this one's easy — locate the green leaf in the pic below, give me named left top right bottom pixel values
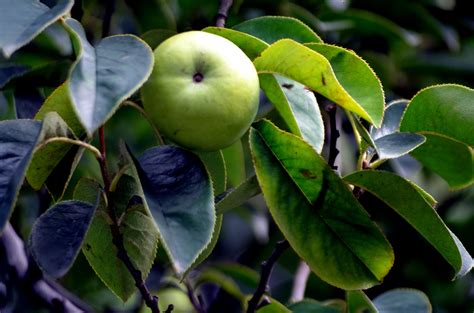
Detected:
left=222, top=140, right=246, bottom=187
left=35, top=82, right=84, bottom=137
left=125, top=144, right=215, bottom=276
left=306, top=43, right=384, bottom=126
left=202, top=27, right=268, bottom=60
left=400, top=85, right=474, bottom=188
left=26, top=111, right=76, bottom=190
left=233, top=16, right=322, bottom=44
left=64, top=18, right=153, bottom=135
left=373, top=289, right=432, bottom=313
left=344, top=170, right=473, bottom=278
left=29, top=199, right=97, bottom=278
left=216, top=175, right=261, bottom=215
left=250, top=119, right=394, bottom=290
left=74, top=178, right=159, bottom=302
left=290, top=299, right=343, bottom=313
left=256, top=299, right=291, bottom=313
left=0, top=119, right=42, bottom=233
left=371, top=100, right=408, bottom=140
left=346, top=290, right=377, bottom=313
left=0, top=0, right=73, bottom=58
left=196, top=268, right=246, bottom=302
left=259, top=74, right=325, bottom=153
left=254, top=40, right=383, bottom=126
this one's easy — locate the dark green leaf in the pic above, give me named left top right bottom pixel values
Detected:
left=0, top=119, right=42, bottom=233
left=259, top=74, right=325, bottom=152
left=344, top=170, right=473, bottom=278
left=373, top=289, right=432, bottom=313
left=29, top=200, right=97, bottom=278
left=233, top=16, right=322, bottom=44
left=222, top=140, right=246, bottom=187
left=256, top=299, right=291, bottom=313
left=125, top=144, right=215, bottom=275
left=0, top=0, right=73, bottom=58
left=250, top=119, right=394, bottom=289
left=346, top=290, right=377, bottom=313
left=140, top=29, right=176, bottom=50
left=290, top=299, right=343, bottom=313
left=64, top=18, right=153, bottom=135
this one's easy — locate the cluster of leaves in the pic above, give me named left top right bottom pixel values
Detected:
left=1, top=0, right=474, bottom=312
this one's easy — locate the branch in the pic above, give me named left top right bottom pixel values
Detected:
left=216, top=0, right=233, bottom=27
left=290, top=261, right=310, bottom=303
left=247, top=240, right=290, bottom=313
left=184, top=279, right=206, bottom=313
left=0, top=223, right=93, bottom=312
left=325, top=103, right=340, bottom=170
left=97, top=128, right=164, bottom=313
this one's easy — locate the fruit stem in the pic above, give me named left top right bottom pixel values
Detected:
left=216, top=0, right=233, bottom=27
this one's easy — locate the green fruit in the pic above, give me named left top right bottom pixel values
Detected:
left=142, top=31, right=260, bottom=151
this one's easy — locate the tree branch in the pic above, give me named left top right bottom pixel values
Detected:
left=290, top=261, right=310, bottom=303
left=247, top=240, right=289, bottom=313
left=325, top=103, right=340, bottom=170
left=216, top=0, right=233, bottom=27
left=0, top=223, right=93, bottom=312
left=96, top=127, right=164, bottom=313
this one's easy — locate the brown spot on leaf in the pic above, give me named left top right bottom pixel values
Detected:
left=282, top=83, right=294, bottom=89
left=85, top=243, right=91, bottom=251
left=300, top=169, right=318, bottom=179
left=321, top=74, right=326, bottom=86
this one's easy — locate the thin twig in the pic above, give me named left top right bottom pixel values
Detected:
left=247, top=240, right=290, bottom=313
left=216, top=0, right=233, bottom=27
left=325, top=103, right=340, bottom=170
left=97, top=127, right=161, bottom=313
left=164, top=304, right=175, bottom=313
left=184, top=279, right=206, bottom=313
left=290, top=261, right=311, bottom=303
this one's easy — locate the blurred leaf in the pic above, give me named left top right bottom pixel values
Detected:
left=233, top=16, right=322, bottom=44
left=203, top=27, right=267, bottom=60
left=373, top=289, right=432, bottom=313
left=0, top=0, right=73, bottom=58
left=64, top=18, right=153, bottom=135
left=260, top=74, right=325, bottom=153
left=0, top=119, right=42, bottom=233
left=345, top=170, right=473, bottom=278
left=124, top=0, right=176, bottom=32
left=222, top=139, right=246, bottom=187
left=250, top=119, right=393, bottom=290
left=125, top=144, right=215, bottom=276
left=254, top=40, right=383, bottom=126
left=290, top=298, right=343, bottom=313
left=29, top=199, right=97, bottom=278
left=400, top=85, right=474, bottom=188
left=211, top=262, right=259, bottom=291
left=197, top=268, right=245, bottom=302
left=346, top=290, right=377, bottom=313
left=74, top=178, right=159, bottom=302
left=256, top=299, right=291, bottom=313
left=140, top=29, right=176, bottom=50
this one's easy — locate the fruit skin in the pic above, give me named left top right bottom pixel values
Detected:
left=141, top=31, right=260, bottom=151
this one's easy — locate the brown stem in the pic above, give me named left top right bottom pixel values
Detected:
left=325, top=103, right=340, bottom=170
left=247, top=240, right=290, bottom=313
left=216, top=0, right=233, bottom=27
left=184, top=279, right=206, bottom=313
